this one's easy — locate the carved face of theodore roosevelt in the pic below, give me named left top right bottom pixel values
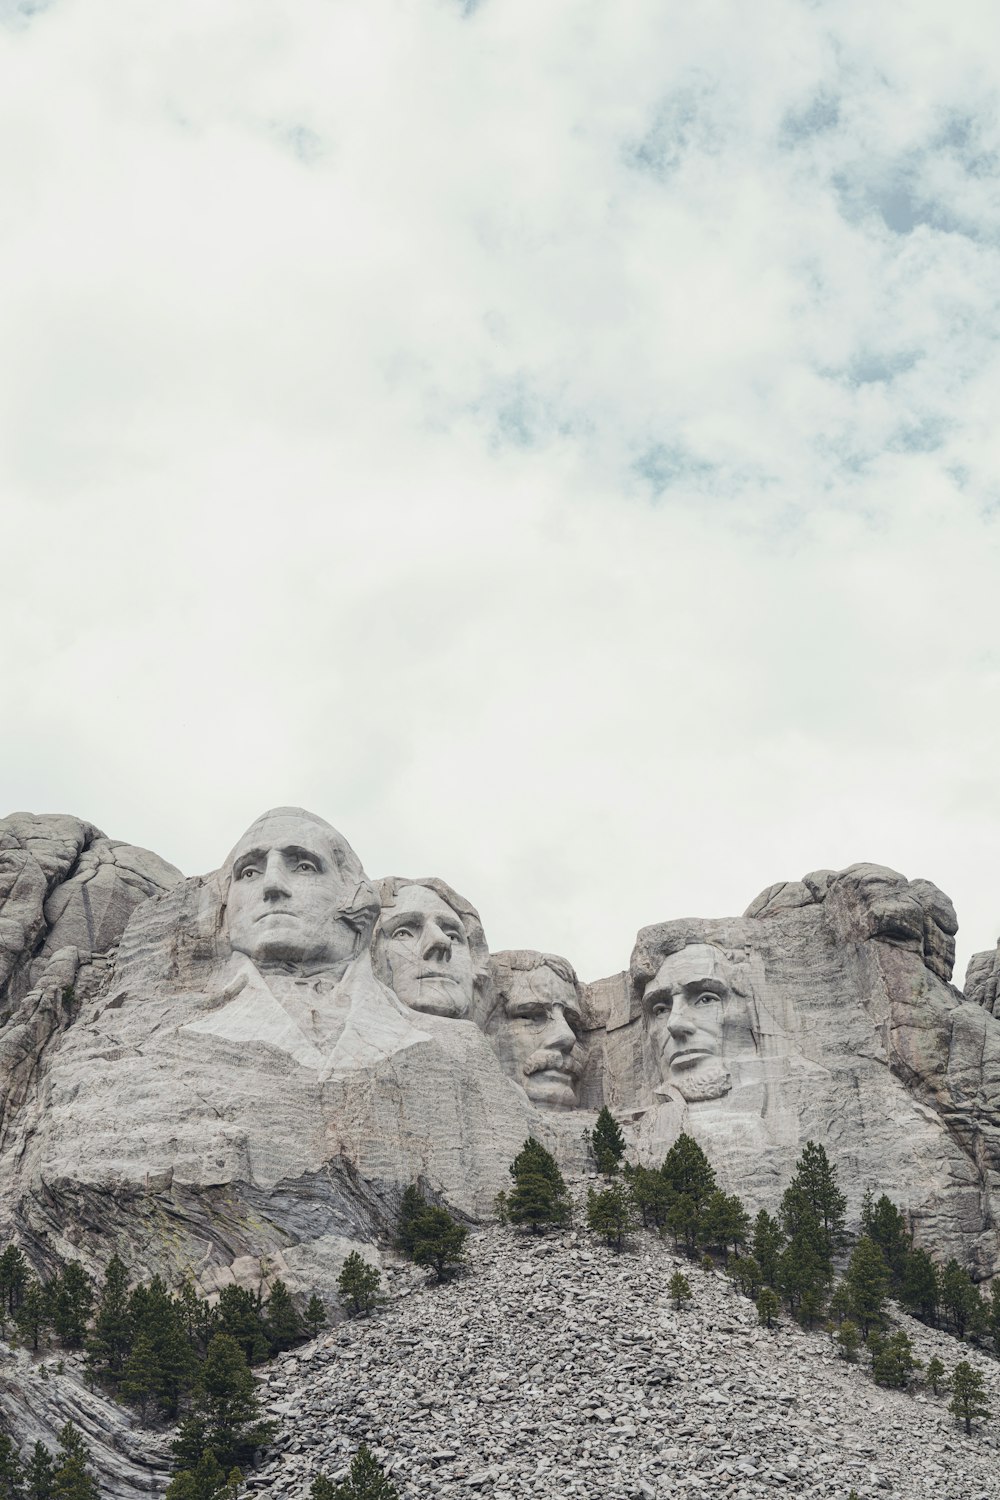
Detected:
left=643, top=943, right=731, bottom=1102
left=489, top=954, right=584, bottom=1109
left=375, top=883, right=476, bottom=1018
left=225, top=809, right=373, bottom=974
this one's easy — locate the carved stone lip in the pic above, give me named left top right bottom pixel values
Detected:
left=669, top=1048, right=713, bottom=1069
left=416, top=970, right=459, bottom=983
left=255, top=909, right=299, bottom=923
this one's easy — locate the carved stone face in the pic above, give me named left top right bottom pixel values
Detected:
left=226, top=811, right=363, bottom=973
left=376, top=883, right=475, bottom=1017
left=497, top=963, right=583, bottom=1110
left=644, top=944, right=731, bottom=1101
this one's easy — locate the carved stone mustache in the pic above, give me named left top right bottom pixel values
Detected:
left=524, top=1048, right=581, bottom=1079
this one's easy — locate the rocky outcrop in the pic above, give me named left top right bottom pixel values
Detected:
left=965, top=941, right=1000, bottom=1019
left=0, top=814, right=181, bottom=1153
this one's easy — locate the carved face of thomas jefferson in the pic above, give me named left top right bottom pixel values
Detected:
left=376, top=883, right=476, bottom=1018
left=225, top=809, right=372, bottom=974
left=643, top=943, right=731, bottom=1102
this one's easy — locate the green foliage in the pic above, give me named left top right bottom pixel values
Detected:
left=728, top=1254, right=761, bottom=1301
left=702, top=1191, right=750, bottom=1262
left=668, top=1272, right=690, bottom=1310
left=925, top=1356, right=947, bottom=1396
left=623, top=1165, right=670, bottom=1230
left=844, top=1235, right=890, bottom=1338
left=900, top=1248, right=940, bottom=1324
left=940, top=1260, right=986, bottom=1339
left=264, top=1279, right=303, bottom=1350
left=777, top=1222, right=831, bottom=1323
left=835, top=1319, right=861, bottom=1362
left=337, top=1254, right=382, bottom=1318
left=591, top=1107, right=626, bottom=1176
left=410, top=1207, right=469, bottom=1282
left=585, top=1183, right=637, bottom=1250
left=86, top=1255, right=132, bottom=1384
left=756, top=1287, right=779, bottom=1329
left=869, top=1329, right=919, bottom=1389
left=396, top=1185, right=427, bottom=1257
left=120, top=1330, right=160, bottom=1422
left=128, top=1276, right=199, bottom=1419
left=507, top=1139, right=571, bottom=1233
left=215, top=1285, right=268, bottom=1366
left=660, top=1134, right=716, bottom=1215
left=0, top=1432, right=25, bottom=1500
left=492, top=1191, right=509, bottom=1226
left=861, top=1193, right=910, bottom=1288
left=750, top=1210, right=785, bottom=1288
left=827, top=1281, right=850, bottom=1327
left=24, top=1441, right=55, bottom=1500
left=52, top=1264, right=94, bottom=1348
left=172, top=1333, right=276, bottom=1473
left=311, top=1445, right=398, bottom=1500
left=0, top=1245, right=30, bottom=1320
left=165, top=1450, right=227, bottom=1500
left=51, top=1423, right=99, bottom=1500
left=949, top=1359, right=990, bottom=1434
left=15, top=1279, right=52, bottom=1352
left=305, top=1295, right=328, bottom=1340
left=664, top=1193, right=699, bottom=1254
left=779, top=1141, right=846, bottom=1262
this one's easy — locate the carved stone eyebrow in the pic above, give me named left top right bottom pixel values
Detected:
left=279, top=844, right=327, bottom=869
left=232, top=846, right=268, bottom=876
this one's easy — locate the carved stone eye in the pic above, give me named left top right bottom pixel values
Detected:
left=296, top=861, right=317, bottom=873
left=240, top=867, right=259, bottom=880
left=392, top=927, right=414, bottom=941
left=695, top=992, right=718, bottom=1005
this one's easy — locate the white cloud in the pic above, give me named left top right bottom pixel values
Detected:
left=3, top=0, right=1000, bottom=981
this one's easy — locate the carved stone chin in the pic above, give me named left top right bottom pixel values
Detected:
left=672, top=1065, right=732, bottom=1103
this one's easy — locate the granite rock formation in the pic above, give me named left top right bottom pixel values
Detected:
left=4, top=810, right=1000, bottom=1312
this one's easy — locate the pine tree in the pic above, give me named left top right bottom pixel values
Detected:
left=172, top=1334, right=276, bottom=1472
left=304, top=1296, right=327, bottom=1340
left=949, top=1360, right=989, bottom=1435
left=165, top=1451, right=227, bottom=1500
left=827, top=1281, right=851, bottom=1327
left=0, top=1433, right=24, bottom=1500
left=925, top=1356, right=947, bottom=1396
left=86, top=1255, right=132, bottom=1384
left=702, top=1191, right=750, bottom=1262
left=751, top=1210, right=785, bottom=1288
left=396, top=1186, right=427, bottom=1257
left=664, top=1193, right=699, bottom=1255
left=129, top=1277, right=198, bottom=1419
left=0, top=1245, right=30, bottom=1319
left=120, top=1330, right=159, bottom=1422
left=585, top=1183, right=636, bottom=1250
left=410, top=1208, right=468, bottom=1283
left=591, top=1107, right=626, bottom=1177
left=507, top=1139, right=571, bottom=1233
left=264, top=1279, right=303, bottom=1350
left=624, top=1166, right=670, bottom=1230
left=729, top=1255, right=761, bottom=1301
left=660, top=1134, right=716, bottom=1216
left=311, top=1445, right=398, bottom=1499
left=15, top=1280, right=52, bottom=1352
left=52, top=1264, right=94, bottom=1348
left=337, top=1254, right=382, bottom=1318
left=756, top=1287, right=779, bottom=1328
left=780, top=1141, right=846, bottom=1261
left=940, top=1260, right=985, bottom=1339
left=777, top=1222, right=830, bottom=1324
left=215, top=1285, right=268, bottom=1366
left=176, top=1279, right=217, bottom=1356
left=861, top=1194, right=910, bottom=1287
left=835, top=1319, right=861, bottom=1361
left=50, top=1423, right=98, bottom=1500
left=900, top=1248, right=940, bottom=1324
left=844, top=1235, right=890, bottom=1339
left=24, top=1443, right=54, bottom=1500
left=870, top=1329, right=919, bottom=1389
left=668, top=1272, right=690, bottom=1310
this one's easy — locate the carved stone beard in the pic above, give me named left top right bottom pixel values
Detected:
left=674, top=1064, right=732, bottom=1102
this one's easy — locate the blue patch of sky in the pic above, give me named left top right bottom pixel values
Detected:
left=778, top=92, right=840, bottom=147
left=274, top=124, right=324, bottom=165
left=624, top=85, right=719, bottom=180
left=0, top=0, right=52, bottom=26
left=632, top=442, right=716, bottom=497
left=890, top=416, right=947, bottom=455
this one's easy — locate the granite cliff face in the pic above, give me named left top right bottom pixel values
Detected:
left=2, top=810, right=1000, bottom=1304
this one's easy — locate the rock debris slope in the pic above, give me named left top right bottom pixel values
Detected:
left=250, top=1191, right=1000, bottom=1500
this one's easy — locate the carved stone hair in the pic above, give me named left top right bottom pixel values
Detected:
left=629, top=920, right=752, bottom=1014
left=483, top=949, right=581, bottom=1034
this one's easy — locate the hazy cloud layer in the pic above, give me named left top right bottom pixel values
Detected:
left=3, top=0, right=1000, bottom=980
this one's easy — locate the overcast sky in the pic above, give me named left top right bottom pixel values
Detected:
left=4, top=0, right=1000, bottom=983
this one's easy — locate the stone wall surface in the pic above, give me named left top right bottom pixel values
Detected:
left=3, top=810, right=1000, bottom=1312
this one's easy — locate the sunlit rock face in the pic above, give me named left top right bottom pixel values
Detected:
left=4, top=810, right=566, bottom=1296
left=372, top=876, right=491, bottom=1021
left=586, top=865, right=1000, bottom=1276
left=4, top=815, right=1000, bottom=1296
left=0, top=812, right=181, bottom=1150
left=486, top=950, right=586, bottom=1109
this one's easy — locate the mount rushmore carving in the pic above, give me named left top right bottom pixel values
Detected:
left=3, top=805, right=1000, bottom=1295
